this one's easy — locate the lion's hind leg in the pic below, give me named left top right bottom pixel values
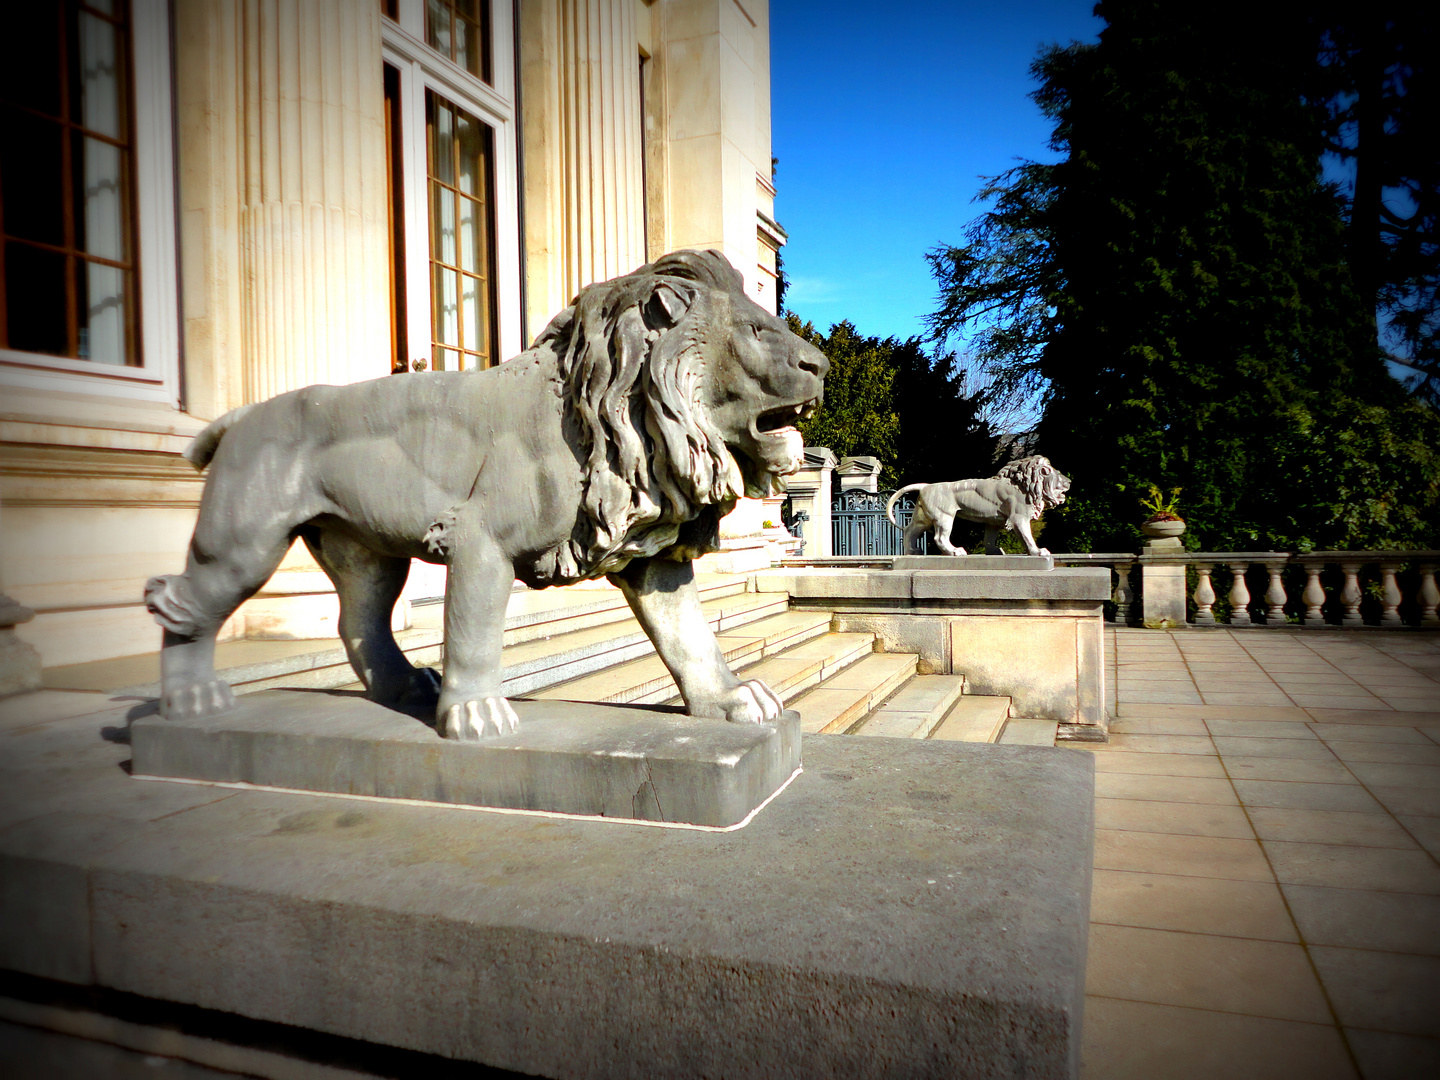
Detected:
left=303, top=529, right=440, bottom=710
left=146, top=527, right=295, bottom=720
left=930, top=512, right=967, bottom=556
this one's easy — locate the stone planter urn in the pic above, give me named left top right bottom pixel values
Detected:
left=1140, top=518, right=1186, bottom=541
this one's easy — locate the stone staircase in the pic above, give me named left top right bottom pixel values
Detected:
left=44, top=573, right=1035, bottom=745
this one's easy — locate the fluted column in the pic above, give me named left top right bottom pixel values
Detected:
left=522, top=0, right=645, bottom=332
left=239, top=0, right=390, bottom=402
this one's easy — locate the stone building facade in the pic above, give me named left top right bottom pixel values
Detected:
left=0, top=0, right=782, bottom=669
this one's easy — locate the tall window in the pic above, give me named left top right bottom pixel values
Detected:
left=382, top=0, right=517, bottom=372
left=1, top=0, right=137, bottom=366
left=427, top=92, right=496, bottom=370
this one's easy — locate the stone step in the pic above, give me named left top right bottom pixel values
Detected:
left=788, top=652, right=920, bottom=735
left=850, top=674, right=968, bottom=739
left=929, top=695, right=1013, bottom=743
left=997, top=719, right=1060, bottom=747
left=46, top=575, right=754, bottom=698
left=534, top=617, right=853, bottom=707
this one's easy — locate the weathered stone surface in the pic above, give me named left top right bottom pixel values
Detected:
left=132, top=690, right=800, bottom=828
left=0, top=700, right=1094, bottom=1080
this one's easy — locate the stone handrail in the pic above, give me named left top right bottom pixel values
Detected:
left=1053, top=551, right=1440, bottom=628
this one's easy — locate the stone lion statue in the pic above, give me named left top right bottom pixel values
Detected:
left=884, top=456, right=1070, bottom=557
left=145, top=250, right=827, bottom=738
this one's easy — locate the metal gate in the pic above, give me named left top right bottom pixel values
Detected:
left=831, top=490, right=927, bottom=556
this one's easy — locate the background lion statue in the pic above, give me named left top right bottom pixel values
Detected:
left=884, top=455, right=1071, bottom=557
left=145, top=250, right=827, bottom=738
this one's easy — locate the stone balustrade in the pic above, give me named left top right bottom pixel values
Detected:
left=1053, top=551, right=1440, bottom=628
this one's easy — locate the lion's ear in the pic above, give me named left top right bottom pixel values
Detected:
left=642, top=282, right=693, bottom=330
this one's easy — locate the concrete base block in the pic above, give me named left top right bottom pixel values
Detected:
left=132, top=691, right=800, bottom=829
left=893, top=554, right=1054, bottom=572
left=0, top=706, right=1094, bottom=1080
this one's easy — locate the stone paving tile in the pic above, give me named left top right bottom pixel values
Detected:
left=1309, top=948, right=1440, bottom=1037
left=1094, top=773, right=1239, bottom=806
left=1120, top=704, right=1314, bottom=721
left=1211, top=735, right=1336, bottom=759
left=1261, top=841, right=1440, bottom=893
left=1092, top=829, right=1271, bottom=881
left=1222, top=756, right=1358, bottom=784
left=1282, top=885, right=1440, bottom=955
left=1398, top=815, right=1440, bottom=857
left=1085, top=925, right=1331, bottom=1023
left=1289, top=694, right=1389, bottom=710
left=1375, top=697, right=1440, bottom=713
left=1118, top=689, right=1206, bottom=704
left=1326, top=741, right=1440, bottom=764
left=1344, top=760, right=1440, bottom=788
left=1100, top=733, right=1216, bottom=755
left=1090, top=752, right=1226, bottom=778
left=1091, top=870, right=1297, bottom=940
left=1233, top=779, right=1384, bottom=813
left=1200, top=691, right=1295, bottom=707
left=1343, top=1029, right=1440, bottom=1080
left=1247, top=808, right=1421, bottom=849
left=1108, top=717, right=1208, bottom=736
left=1311, top=723, right=1435, bottom=744
left=1370, top=785, right=1440, bottom=817
left=1309, top=707, right=1440, bottom=725
left=1095, top=798, right=1255, bottom=839
left=1206, top=718, right=1318, bottom=739
left=1081, top=998, right=1358, bottom=1080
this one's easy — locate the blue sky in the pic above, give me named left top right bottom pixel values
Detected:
left=770, top=1, right=1104, bottom=343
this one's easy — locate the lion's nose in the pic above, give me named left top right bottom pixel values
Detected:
left=798, top=345, right=828, bottom=379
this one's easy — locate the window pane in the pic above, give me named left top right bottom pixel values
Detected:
left=433, top=345, right=458, bottom=372
left=434, top=186, right=456, bottom=267
left=81, top=260, right=126, bottom=364
left=458, top=195, right=480, bottom=273
left=0, top=2, right=63, bottom=116
left=456, top=111, right=483, bottom=195
left=429, top=96, right=455, bottom=187
left=78, top=135, right=125, bottom=260
left=77, top=10, right=121, bottom=138
left=434, top=264, right=459, bottom=348
left=460, top=274, right=480, bottom=352
left=4, top=244, right=69, bottom=356
left=425, top=0, right=451, bottom=59
left=0, top=107, right=66, bottom=246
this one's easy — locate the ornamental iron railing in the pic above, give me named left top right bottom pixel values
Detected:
left=831, top=490, right=928, bottom=557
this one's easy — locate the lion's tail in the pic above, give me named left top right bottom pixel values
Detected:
left=885, top=483, right=927, bottom=527
left=183, top=404, right=259, bottom=470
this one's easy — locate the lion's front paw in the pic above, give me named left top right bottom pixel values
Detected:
left=717, top=679, right=784, bottom=725
left=160, top=679, right=236, bottom=721
left=1035, top=547, right=1052, bottom=556
left=442, top=696, right=520, bottom=740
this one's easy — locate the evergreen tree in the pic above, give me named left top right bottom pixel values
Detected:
left=926, top=0, right=1440, bottom=552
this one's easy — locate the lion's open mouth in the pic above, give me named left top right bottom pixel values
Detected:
left=755, top=398, right=819, bottom=437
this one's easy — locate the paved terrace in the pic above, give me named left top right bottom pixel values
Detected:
left=1, top=624, right=1437, bottom=1077
left=1078, top=627, right=1440, bottom=1079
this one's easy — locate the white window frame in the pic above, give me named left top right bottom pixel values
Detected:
left=382, top=0, right=522, bottom=368
left=0, top=0, right=181, bottom=405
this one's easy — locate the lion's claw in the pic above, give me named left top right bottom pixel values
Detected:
left=160, top=679, right=237, bottom=721
left=720, top=679, right=784, bottom=725
left=443, top=696, right=520, bottom=740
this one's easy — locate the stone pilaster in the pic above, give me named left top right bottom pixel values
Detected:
left=177, top=0, right=390, bottom=416
left=521, top=0, right=647, bottom=336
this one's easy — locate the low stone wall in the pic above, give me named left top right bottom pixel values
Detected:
left=756, top=557, right=1112, bottom=739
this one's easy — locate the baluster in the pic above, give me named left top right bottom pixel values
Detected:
left=1341, top=562, right=1364, bottom=626
left=1112, top=561, right=1134, bottom=626
left=1193, top=563, right=1217, bottom=625
left=1301, top=564, right=1326, bottom=623
left=1380, top=562, right=1403, bottom=627
left=1227, top=561, right=1253, bottom=626
left=1263, top=561, right=1288, bottom=626
left=1418, top=563, right=1440, bottom=627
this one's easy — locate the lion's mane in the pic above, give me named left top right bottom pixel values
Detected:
left=995, top=455, right=1068, bottom=523
left=527, top=250, right=757, bottom=585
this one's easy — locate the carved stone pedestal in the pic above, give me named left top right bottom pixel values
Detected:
left=1141, top=537, right=1189, bottom=629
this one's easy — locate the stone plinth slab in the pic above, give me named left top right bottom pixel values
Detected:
left=0, top=699, right=1094, bottom=1079
left=132, top=691, right=799, bottom=829
left=894, top=554, right=1055, bottom=572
